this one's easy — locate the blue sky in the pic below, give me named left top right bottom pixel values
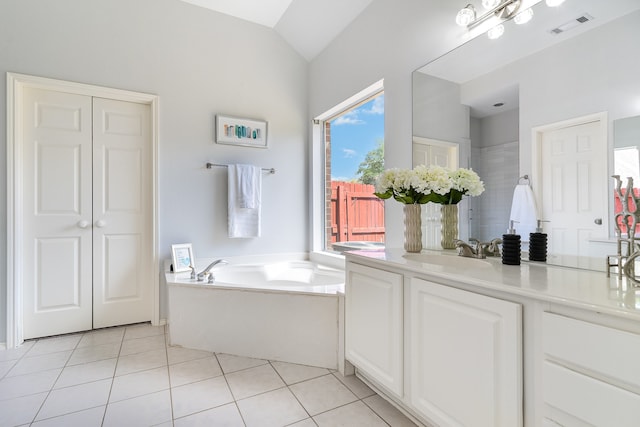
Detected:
left=330, top=94, right=384, bottom=181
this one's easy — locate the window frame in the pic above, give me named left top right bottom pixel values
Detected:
left=310, top=79, right=384, bottom=264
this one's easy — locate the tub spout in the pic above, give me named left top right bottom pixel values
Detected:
left=197, top=259, right=228, bottom=281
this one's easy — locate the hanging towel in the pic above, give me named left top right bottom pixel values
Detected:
left=509, top=184, right=538, bottom=242
left=228, top=164, right=262, bottom=238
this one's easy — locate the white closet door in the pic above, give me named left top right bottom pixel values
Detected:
left=22, top=88, right=94, bottom=339
left=92, top=97, right=152, bottom=328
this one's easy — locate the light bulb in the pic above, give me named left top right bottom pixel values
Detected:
left=456, top=5, right=476, bottom=26
left=482, top=0, right=501, bottom=10
left=514, top=8, right=534, bottom=24
left=487, top=24, right=505, bottom=39
left=546, top=0, right=565, bottom=6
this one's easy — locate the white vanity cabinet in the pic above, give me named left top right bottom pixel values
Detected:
left=541, top=311, right=640, bottom=427
left=345, top=262, right=404, bottom=398
left=408, top=277, right=522, bottom=427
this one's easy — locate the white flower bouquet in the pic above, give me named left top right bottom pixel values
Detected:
left=374, top=165, right=484, bottom=205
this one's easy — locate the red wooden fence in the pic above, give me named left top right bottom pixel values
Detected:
left=330, top=181, right=385, bottom=243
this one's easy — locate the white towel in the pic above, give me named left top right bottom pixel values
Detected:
left=509, top=184, right=538, bottom=242
left=228, top=164, right=262, bottom=238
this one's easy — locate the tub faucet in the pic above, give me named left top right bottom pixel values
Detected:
left=197, top=259, right=228, bottom=281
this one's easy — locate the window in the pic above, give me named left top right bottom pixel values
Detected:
left=312, top=82, right=385, bottom=254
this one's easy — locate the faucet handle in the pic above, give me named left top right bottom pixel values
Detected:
left=189, top=265, right=196, bottom=279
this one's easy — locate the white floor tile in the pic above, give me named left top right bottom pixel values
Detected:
left=6, top=350, right=71, bottom=377
left=225, top=363, right=285, bottom=400
left=103, top=389, right=172, bottom=427
left=169, top=356, right=222, bottom=387
left=237, top=387, right=308, bottom=427
left=36, top=378, right=112, bottom=420
left=0, top=341, right=34, bottom=362
left=27, top=335, right=82, bottom=357
left=290, top=374, right=358, bottom=416
left=109, top=366, right=170, bottom=403
left=332, top=371, right=375, bottom=399
left=54, top=358, right=117, bottom=389
left=167, top=346, right=213, bottom=365
left=0, top=360, right=17, bottom=378
left=0, top=369, right=61, bottom=400
left=313, top=400, right=388, bottom=427
left=288, top=419, right=318, bottom=427
left=171, top=376, right=234, bottom=419
left=216, top=353, right=268, bottom=373
left=0, top=391, right=48, bottom=426
left=0, top=331, right=419, bottom=427
left=31, top=406, right=105, bottom=427
left=68, top=342, right=121, bottom=365
left=120, top=334, right=167, bottom=356
left=77, top=328, right=125, bottom=348
left=123, top=324, right=165, bottom=340
left=364, top=394, right=419, bottom=427
left=115, top=348, right=167, bottom=376
left=271, top=361, right=330, bottom=385
left=174, top=402, right=245, bottom=427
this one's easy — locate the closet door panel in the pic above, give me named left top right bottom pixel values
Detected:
left=22, top=88, right=93, bottom=339
left=92, top=97, right=152, bottom=327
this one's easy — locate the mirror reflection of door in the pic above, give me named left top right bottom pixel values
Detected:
left=536, top=116, right=608, bottom=258
left=413, top=137, right=458, bottom=248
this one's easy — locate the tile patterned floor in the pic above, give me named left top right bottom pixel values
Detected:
left=0, top=323, right=418, bottom=426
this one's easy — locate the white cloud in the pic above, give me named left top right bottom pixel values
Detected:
left=333, top=110, right=364, bottom=125
left=362, top=96, right=384, bottom=115
left=342, top=148, right=357, bottom=158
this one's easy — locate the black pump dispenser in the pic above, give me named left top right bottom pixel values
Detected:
left=502, top=220, right=521, bottom=265
left=529, top=220, right=548, bottom=262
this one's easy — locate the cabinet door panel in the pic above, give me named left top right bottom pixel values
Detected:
left=409, top=278, right=522, bottom=427
left=345, top=263, right=403, bottom=397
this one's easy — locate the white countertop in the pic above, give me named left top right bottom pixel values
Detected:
left=345, top=248, right=640, bottom=321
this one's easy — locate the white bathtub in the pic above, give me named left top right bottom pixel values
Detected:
left=166, top=255, right=345, bottom=369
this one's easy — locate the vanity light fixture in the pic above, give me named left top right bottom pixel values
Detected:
left=456, top=0, right=522, bottom=30
left=457, top=0, right=565, bottom=39
left=456, top=4, right=477, bottom=26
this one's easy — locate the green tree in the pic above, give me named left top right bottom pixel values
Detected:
left=356, top=139, right=384, bottom=185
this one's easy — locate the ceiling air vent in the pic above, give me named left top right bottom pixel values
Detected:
left=549, top=13, right=595, bottom=34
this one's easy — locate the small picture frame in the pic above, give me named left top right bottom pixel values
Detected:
left=171, top=243, right=195, bottom=273
left=215, top=114, right=268, bottom=148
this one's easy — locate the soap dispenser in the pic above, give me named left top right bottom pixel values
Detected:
left=529, top=220, right=548, bottom=262
left=502, top=220, right=521, bottom=265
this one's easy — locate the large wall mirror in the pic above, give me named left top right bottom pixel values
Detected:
left=412, top=0, right=640, bottom=269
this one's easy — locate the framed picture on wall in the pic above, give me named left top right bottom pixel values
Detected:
left=171, top=243, right=195, bottom=273
left=215, top=114, right=268, bottom=148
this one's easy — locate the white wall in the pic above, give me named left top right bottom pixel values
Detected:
left=309, top=0, right=471, bottom=248
left=0, top=0, right=308, bottom=342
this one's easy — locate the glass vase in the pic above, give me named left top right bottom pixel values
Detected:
left=403, top=204, right=423, bottom=253
left=440, top=204, right=459, bottom=249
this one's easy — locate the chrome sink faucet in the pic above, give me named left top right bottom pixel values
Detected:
left=197, top=259, right=228, bottom=282
left=455, top=238, right=502, bottom=259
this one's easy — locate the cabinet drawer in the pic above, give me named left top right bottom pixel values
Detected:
left=544, top=361, right=640, bottom=427
left=542, top=312, right=640, bottom=390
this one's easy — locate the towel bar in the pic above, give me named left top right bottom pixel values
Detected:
left=206, top=162, right=276, bottom=174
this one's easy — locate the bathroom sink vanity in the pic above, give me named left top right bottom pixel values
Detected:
left=344, top=249, right=640, bottom=427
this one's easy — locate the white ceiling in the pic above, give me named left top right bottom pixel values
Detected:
left=180, top=0, right=373, bottom=61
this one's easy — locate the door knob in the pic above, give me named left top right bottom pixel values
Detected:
left=96, top=220, right=107, bottom=228
left=594, top=218, right=603, bottom=225
left=77, top=220, right=90, bottom=229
